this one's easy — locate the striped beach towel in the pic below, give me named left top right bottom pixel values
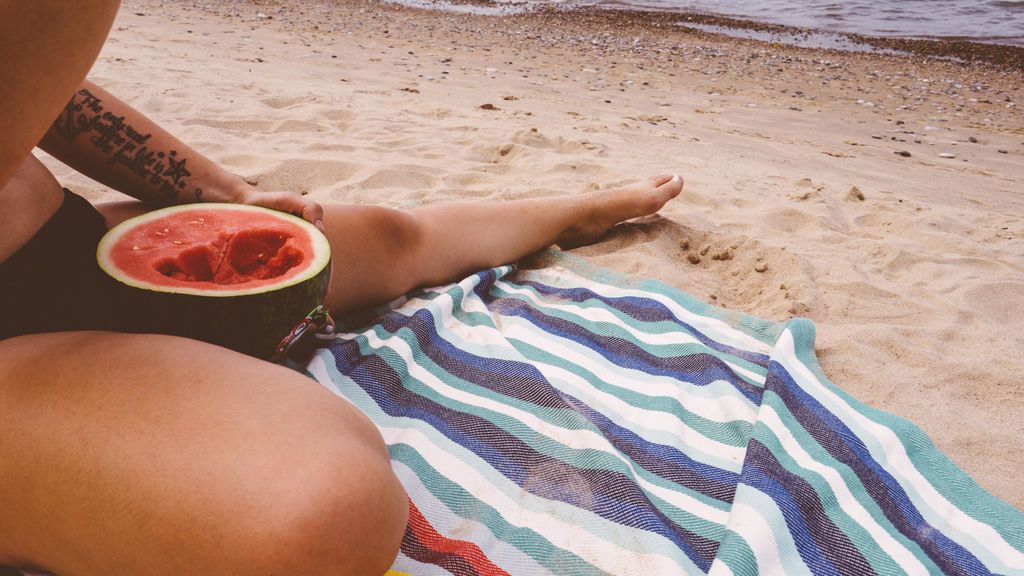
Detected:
left=306, top=251, right=1024, bottom=575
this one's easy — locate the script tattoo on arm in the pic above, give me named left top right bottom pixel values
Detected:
left=53, top=88, right=193, bottom=203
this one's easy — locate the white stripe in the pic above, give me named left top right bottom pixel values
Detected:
left=390, top=460, right=551, bottom=575
left=708, top=557, right=736, bottom=576
left=382, top=294, right=761, bottom=426
left=732, top=487, right=814, bottom=576
left=759, top=405, right=930, bottom=575
left=774, top=330, right=1024, bottom=571
left=727, top=501, right=788, bottom=576
left=382, top=425, right=692, bottom=575
left=527, top=356, right=746, bottom=467
left=502, top=319, right=759, bottom=425
left=355, top=327, right=732, bottom=526
left=495, top=280, right=768, bottom=386
left=527, top=266, right=774, bottom=354
left=527, top=360, right=738, bottom=518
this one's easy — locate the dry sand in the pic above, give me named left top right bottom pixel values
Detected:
left=43, top=0, right=1024, bottom=509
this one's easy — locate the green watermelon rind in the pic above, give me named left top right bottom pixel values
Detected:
left=96, top=203, right=332, bottom=359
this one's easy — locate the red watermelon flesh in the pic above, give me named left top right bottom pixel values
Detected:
left=107, top=209, right=316, bottom=291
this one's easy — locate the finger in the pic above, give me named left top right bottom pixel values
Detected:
left=255, top=192, right=324, bottom=231
left=302, top=201, right=325, bottom=232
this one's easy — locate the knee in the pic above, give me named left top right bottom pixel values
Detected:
left=234, top=447, right=409, bottom=575
left=365, top=207, right=424, bottom=257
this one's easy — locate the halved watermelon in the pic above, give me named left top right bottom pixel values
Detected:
left=97, top=203, right=331, bottom=359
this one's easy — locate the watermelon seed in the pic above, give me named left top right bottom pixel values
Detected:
left=173, top=240, right=183, bottom=245
left=132, top=245, right=140, bottom=251
left=155, top=231, right=165, bottom=236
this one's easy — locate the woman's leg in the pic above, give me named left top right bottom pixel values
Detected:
left=0, top=331, right=407, bottom=575
left=97, top=173, right=683, bottom=315
left=321, top=174, right=683, bottom=314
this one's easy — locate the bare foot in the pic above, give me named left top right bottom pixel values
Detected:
left=556, top=174, right=683, bottom=249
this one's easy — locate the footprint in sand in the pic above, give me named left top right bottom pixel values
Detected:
left=358, top=167, right=437, bottom=190
left=462, top=142, right=528, bottom=164
left=272, top=119, right=330, bottom=133
left=246, top=158, right=359, bottom=193
left=182, top=118, right=278, bottom=134
left=962, top=282, right=1024, bottom=326
left=260, top=95, right=314, bottom=109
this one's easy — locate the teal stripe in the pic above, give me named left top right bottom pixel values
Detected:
left=490, top=280, right=770, bottom=389
left=510, top=336, right=756, bottom=451
left=530, top=250, right=786, bottom=346
left=710, top=527, right=760, bottom=576
left=349, top=329, right=733, bottom=537
left=753, top=392, right=937, bottom=575
left=737, top=486, right=815, bottom=576
left=324, top=337, right=711, bottom=568
left=390, top=444, right=608, bottom=576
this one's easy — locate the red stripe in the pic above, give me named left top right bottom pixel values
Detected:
left=404, top=499, right=511, bottom=576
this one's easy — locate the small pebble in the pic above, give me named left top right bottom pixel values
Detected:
left=968, top=136, right=978, bottom=143
left=848, top=186, right=865, bottom=201
left=686, top=253, right=701, bottom=265
left=998, top=149, right=1008, bottom=154
left=895, top=150, right=911, bottom=157
left=754, top=262, right=769, bottom=273
left=712, top=249, right=734, bottom=261
left=479, top=103, right=498, bottom=110
left=939, top=152, right=956, bottom=159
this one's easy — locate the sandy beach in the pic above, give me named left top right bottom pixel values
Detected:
left=43, top=0, right=1024, bottom=510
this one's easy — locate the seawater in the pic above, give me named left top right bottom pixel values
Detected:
left=389, top=0, right=1024, bottom=46
left=593, top=0, right=1024, bottom=46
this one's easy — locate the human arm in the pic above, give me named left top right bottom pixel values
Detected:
left=37, top=80, right=323, bottom=227
left=0, top=1, right=120, bottom=190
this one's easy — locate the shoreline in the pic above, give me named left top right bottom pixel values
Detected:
left=385, top=0, right=1024, bottom=69
left=64, top=0, right=1023, bottom=510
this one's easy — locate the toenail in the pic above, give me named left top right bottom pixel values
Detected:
left=671, top=174, right=680, bottom=183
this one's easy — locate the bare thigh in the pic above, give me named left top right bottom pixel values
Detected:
left=0, top=331, right=407, bottom=575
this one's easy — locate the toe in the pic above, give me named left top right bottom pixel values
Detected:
left=651, top=174, right=676, bottom=187
left=657, top=173, right=684, bottom=196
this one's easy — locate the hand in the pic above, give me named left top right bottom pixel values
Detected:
left=239, top=190, right=325, bottom=232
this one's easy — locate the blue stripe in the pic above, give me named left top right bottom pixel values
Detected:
left=512, top=279, right=772, bottom=366
left=330, top=339, right=721, bottom=570
left=767, top=362, right=988, bottom=575
left=743, top=440, right=872, bottom=576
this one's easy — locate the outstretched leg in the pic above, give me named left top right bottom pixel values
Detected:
left=322, top=174, right=683, bottom=314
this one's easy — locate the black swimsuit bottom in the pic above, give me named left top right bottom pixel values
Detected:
left=0, top=189, right=119, bottom=340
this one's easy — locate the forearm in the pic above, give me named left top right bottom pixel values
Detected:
left=38, top=80, right=249, bottom=205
